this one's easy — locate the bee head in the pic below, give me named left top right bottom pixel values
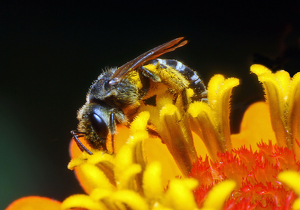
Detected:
left=77, top=102, right=112, bottom=150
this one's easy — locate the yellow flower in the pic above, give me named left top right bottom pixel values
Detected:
left=6, top=65, right=300, bottom=210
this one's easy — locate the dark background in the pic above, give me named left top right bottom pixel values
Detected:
left=1, top=1, right=300, bottom=208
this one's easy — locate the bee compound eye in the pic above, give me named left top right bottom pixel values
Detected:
left=88, top=113, right=109, bottom=139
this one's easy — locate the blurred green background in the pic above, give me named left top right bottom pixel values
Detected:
left=1, top=1, right=300, bottom=209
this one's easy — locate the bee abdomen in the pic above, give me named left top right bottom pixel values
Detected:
left=154, top=59, right=207, bottom=101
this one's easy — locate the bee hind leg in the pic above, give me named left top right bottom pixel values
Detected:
left=181, top=89, right=189, bottom=111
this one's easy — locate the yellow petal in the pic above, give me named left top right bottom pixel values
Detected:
left=189, top=75, right=239, bottom=159
left=231, top=102, right=276, bottom=151
left=145, top=135, right=183, bottom=186
left=151, top=203, right=173, bottom=210
left=287, top=72, right=300, bottom=157
left=90, top=188, right=113, bottom=201
left=292, top=199, right=300, bottom=210
left=87, top=152, right=115, bottom=165
left=207, top=74, right=225, bottom=107
left=202, top=180, right=236, bottom=210
left=128, top=111, right=149, bottom=170
left=68, top=152, right=90, bottom=170
left=278, top=171, right=300, bottom=209
left=130, top=111, right=150, bottom=134
left=61, top=194, right=106, bottom=210
left=250, top=64, right=272, bottom=75
left=114, top=125, right=131, bottom=153
left=189, top=101, right=224, bottom=160
left=86, top=152, right=116, bottom=186
left=214, top=77, right=239, bottom=147
left=160, top=104, right=197, bottom=176
left=80, top=163, right=114, bottom=190
left=143, top=162, right=163, bottom=200
left=117, top=164, right=142, bottom=190
left=193, top=131, right=210, bottom=158
left=253, top=70, right=289, bottom=148
left=278, top=171, right=300, bottom=195
left=115, top=144, right=133, bottom=173
left=110, top=190, right=148, bottom=210
left=275, top=70, right=291, bottom=97
left=163, top=179, right=198, bottom=210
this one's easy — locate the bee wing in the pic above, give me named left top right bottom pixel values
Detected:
left=108, top=37, right=188, bottom=85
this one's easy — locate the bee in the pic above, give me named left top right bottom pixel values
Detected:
left=71, top=37, right=207, bottom=155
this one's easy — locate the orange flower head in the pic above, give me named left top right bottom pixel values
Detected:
left=7, top=65, right=300, bottom=210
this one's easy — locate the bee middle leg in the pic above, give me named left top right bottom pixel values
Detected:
left=141, top=64, right=191, bottom=111
left=140, top=66, right=161, bottom=82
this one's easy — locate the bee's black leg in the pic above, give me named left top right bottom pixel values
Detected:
left=181, top=89, right=189, bottom=111
left=200, top=90, right=208, bottom=103
left=138, top=69, right=150, bottom=98
left=71, top=130, right=93, bottom=155
left=202, top=90, right=208, bottom=97
left=110, top=112, right=115, bottom=154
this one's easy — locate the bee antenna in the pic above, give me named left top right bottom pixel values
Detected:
left=71, top=130, right=93, bottom=155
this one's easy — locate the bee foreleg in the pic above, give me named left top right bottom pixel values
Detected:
left=140, top=66, right=161, bottom=82
left=110, top=112, right=115, bottom=154
left=71, top=130, right=93, bottom=155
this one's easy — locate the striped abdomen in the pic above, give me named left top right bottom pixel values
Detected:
left=149, top=58, right=207, bottom=101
